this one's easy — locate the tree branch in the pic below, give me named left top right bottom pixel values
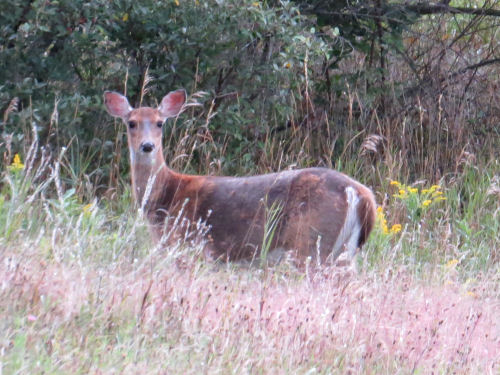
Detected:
left=406, top=3, right=500, bottom=18
left=404, top=57, right=500, bottom=98
left=306, top=1, right=500, bottom=22
left=447, top=58, right=500, bottom=80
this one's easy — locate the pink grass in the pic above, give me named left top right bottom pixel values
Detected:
left=2, top=253, right=498, bottom=373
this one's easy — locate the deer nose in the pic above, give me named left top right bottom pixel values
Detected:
left=140, top=142, right=155, bottom=153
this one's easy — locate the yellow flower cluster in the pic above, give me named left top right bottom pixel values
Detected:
left=376, top=206, right=388, bottom=233
left=390, top=223, right=402, bottom=233
left=390, top=180, right=446, bottom=208
left=83, top=203, right=93, bottom=213
left=8, top=154, right=25, bottom=172
left=82, top=202, right=95, bottom=218
left=445, top=258, right=459, bottom=268
left=376, top=206, right=402, bottom=235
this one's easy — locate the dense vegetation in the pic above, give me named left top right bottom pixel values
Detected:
left=1, top=0, right=499, bottom=373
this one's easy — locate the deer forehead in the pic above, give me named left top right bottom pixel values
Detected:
left=128, top=107, right=163, bottom=123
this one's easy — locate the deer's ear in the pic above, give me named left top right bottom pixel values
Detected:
left=104, top=91, right=132, bottom=119
left=158, top=89, right=186, bottom=119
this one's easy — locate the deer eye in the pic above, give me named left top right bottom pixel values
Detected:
left=157, top=121, right=163, bottom=128
left=128, top=121, right=137, bottom=129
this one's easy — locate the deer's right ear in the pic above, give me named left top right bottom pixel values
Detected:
left=158, top=89, right=186, bottom=119
left=104, top=91, right=132, bottom=119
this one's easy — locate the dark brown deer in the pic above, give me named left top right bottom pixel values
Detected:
left=104, top=89, right=376, bottom=265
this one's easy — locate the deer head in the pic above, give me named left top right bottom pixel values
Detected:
left=104, top=90, right=186, bottom=166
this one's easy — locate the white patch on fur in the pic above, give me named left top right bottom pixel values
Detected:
left=330, top=186, right=362, bottom=262
left=129, top=146, right=136, bottom=164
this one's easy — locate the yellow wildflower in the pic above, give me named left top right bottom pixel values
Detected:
left=252, top=1, right=260, bottom=6
left=429, top=185, right=441, bottom=193
left=422, top=189, right=429, bottom=194
left=446, top=259, right=459, bottom=268
left=408, top=187, right=418, bottom=194
left=9, top=153, right=25, bottom=172
left=422, top=199, right=432, bottom=207
left=376, top=206, right=390, bottom=235
left=432, top=190, right=444, bottom=198
left=122, top=13, right=129, bottom=21
left=390, top=180, right=400, bottom=186
left=390, top=224, right=402, bottom=234
left=382, top=222, right=389, bottom=234
left=83, top=203, right=93, bottom=214
left=83, top=203, right=95, bottom=218
left=466, top=291, right=477, bottom=298
left=399, top=189, right=406, bottom=195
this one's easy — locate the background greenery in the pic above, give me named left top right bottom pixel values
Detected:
left=3, top=0, right=498, bottom=177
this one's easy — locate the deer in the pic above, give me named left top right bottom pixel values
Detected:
left=104, top=89, right=376, bottom=266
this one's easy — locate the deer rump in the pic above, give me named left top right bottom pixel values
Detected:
left=146, top=167, right=376, bottom=264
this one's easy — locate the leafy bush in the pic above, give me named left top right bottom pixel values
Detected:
left=1, top=0, right=330, bottom=174
left=1, top=0, right=499, bottom=188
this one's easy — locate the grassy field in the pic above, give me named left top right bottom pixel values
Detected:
left=2, top=0, right=500, bottom=372
left=0, top=135, right=498, bottom=374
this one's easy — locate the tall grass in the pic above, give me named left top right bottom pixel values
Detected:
left=0, top=107, right=498, bottom=373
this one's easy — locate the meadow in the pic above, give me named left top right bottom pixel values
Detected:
left=1, top=0, right=500, bottom=373
left=0, top=116, right=498, bottom=373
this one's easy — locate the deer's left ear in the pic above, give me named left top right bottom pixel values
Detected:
left=158, top=89, right=186, bottom=119
left=104, top=91, right=133, bottom=119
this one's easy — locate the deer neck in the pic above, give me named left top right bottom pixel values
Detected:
left=130, top=151, right=172, bottom=209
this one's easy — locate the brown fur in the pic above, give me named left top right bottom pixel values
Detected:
left=355, top=185, right=377, bottom=248
left=142, top=167, right=376, bottom=264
